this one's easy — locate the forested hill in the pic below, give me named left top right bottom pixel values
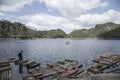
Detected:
left=69, top=22, right=120, bottom=39
left=0, top=20, right=40, bottom=38
left=0, top=20, right=120, bottom=39
left=0, top=20, right=67, bottom=38
left=40, top=29, right=67, bottom=38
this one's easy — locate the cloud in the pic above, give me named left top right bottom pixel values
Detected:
left=101, top=2, right=109, bottom=8
left=0, top=0, right=119, bottom=33
left=0, top=12, right=5, bottom=16
left=42, top=0, right=108, bottom=17
left=75, top=10, right=120, bottom=27
left=0, top=0, right=34, bottom=12
left=21, top=9, right=120, bottom=33
left=21, top=14, right=83, bottom=33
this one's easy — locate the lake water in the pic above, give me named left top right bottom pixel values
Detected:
left=0, top=39, right=120, bottom=67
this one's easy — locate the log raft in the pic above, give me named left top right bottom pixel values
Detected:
left=0, top=61, right=12, bottom=80
left=10, top=58, right=40, bottom=70
left=24, top=59, right=84, bottom=80
left=88, top=54, right=120, bottom=74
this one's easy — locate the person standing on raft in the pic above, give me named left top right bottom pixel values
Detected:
left=18, top=50, right=23, bottom=73
left=18, top=50, right=23, bottom=60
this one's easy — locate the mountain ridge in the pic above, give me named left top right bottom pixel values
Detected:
left=0, top=20, right=120, bottom=39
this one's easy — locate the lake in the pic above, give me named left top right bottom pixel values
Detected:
left=0, top=39, right=120, bottom=67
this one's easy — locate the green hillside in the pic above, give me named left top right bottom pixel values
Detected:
left=69, top=22, right=120, bottom=39
left=0, top=20, right=67, bottom=38
left=0, top=20, right=120, bottom=39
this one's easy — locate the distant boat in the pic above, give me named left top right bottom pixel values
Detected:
left=65, top=41, right=70, bottom=45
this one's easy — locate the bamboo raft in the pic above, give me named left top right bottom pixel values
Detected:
left=88, top=54, right=120, bottom=74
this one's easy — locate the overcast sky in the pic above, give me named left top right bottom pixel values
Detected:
left=0, top=0, right=120, bottom=33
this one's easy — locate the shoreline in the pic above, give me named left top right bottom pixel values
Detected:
left=0, top=38, right=120, bottom=40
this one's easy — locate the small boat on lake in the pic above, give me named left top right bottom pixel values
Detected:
left=57, top=59, right=82, bottom=76
left=62, top=66, right=78, bottom=76
left=65, top=41, right=70, bottom=45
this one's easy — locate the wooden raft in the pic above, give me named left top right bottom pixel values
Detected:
left=26, top=59, right=83, bottom=79
left=9, top=58, right=40, bottom=69
left=0, top=61, right=12, bottom=80
left=88, top=54, right=120, bottom=74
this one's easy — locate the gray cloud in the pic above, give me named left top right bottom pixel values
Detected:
left=20, top=9, right=120, bottom=33
left=0, top=0, right=34, bottom=12
left=0, top=0, right=120, bottom=33
left=42, top=0, right=108, bottom=17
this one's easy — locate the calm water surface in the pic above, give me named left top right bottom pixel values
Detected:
left=0, top=39, right=120, bottom=66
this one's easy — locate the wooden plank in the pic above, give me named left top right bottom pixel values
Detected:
left=32, top=72, right=43, bottom=77
left=27, top=63, right=40, bottom=69
left=15, top=60, right=22, bottom=64
left=0, top=63, right=10, bottom=68
left=0, top=67, right=11, bottom=72
left=23, top=74, right=36, bottom=80
left=22, top=61, right=36, bottom=66
left=35, top=70, right=57, bottom=79
left=0, top=61, right=10, bottom=64
left=0, top=61, right=10, bottom=68
left=16, top=59, right=28, bottom=64
left=8, top=58, right=16, bottom=62
left=28, top=67, right=43, bottom=74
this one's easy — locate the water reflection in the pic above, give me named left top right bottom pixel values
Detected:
left=19, top=64, right=23, bottom=73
